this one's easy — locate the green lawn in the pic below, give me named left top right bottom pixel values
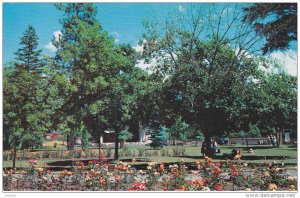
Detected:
left=3, top=159, right=56, bottom=169
left=3, top=143, right=297, bottom=169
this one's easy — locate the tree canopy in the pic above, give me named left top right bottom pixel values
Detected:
left=243, top=3, right=297, bottom=54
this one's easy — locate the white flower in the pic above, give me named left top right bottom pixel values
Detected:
left=148, top=162, right=156, bottom=166
left=202, top=187, right=210, bottom=191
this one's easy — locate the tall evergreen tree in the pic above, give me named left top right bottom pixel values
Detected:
left=53, top=3, right=130, bottom=152
left=15, top=25, right=43, bottom=73
left=3, top=25, right=46, bottom=167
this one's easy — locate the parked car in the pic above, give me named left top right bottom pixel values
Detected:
left=217, top=136, right=229, bottom=145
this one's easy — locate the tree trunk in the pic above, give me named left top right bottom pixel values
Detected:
left=67, top=134, right=69, bottom=149
left=12, top=138, right=17, bottom=168
left=82, top=137, right=84, bottom=149
left=68, top=131, right=75, bottom=150
left=120, top=140, right=125, bottom=149
left=98, top=134, right=102, bottom=161
left=276, top=131, right=280, bottom=148
left=204, top=136, right=213, bottom=157
left=114, top=129, right=120, bottom=160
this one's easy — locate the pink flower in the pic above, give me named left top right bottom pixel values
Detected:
left=128, top=182, right=147, bottom=191
left=215, top=183, right=223, bottom=191
left=99, top=179, right=106, bottom=185
left=115, top=175, right=121, bottom=181
left=159, top=163, right=165, bottom=171
left=173, top=171, right=179, bottom=177
left=230, top=165, right=237, bottom=172
left=233, top=172, right=239, bottom=177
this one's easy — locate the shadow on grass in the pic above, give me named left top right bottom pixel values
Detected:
left=184, top=155, right=290, bottom=161
left=286, top=144, right=297, bottom=149
left=237, top=146, right=274, bottom=150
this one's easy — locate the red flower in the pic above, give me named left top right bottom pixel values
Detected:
left=208, top=160, right=214, bottom=166
left=75, top=161, right=84, bottom=166
left=202, top=178, right=211, bottom=183
left=128, top=182, right=147, bottom=191
left=99, top=154, right=107, bottom=162
left=233, top=172, right=239, bottom=177
left=215, top=183, right=223, bottom=191
left=173, top=171, right=179, bottom=177
left=89, top=173, right=95, bottom=177
left=29, top=159, right=37, bottom=164
left=160, top=163, right=165, bottom=171
left=215, top=162, right=221, bottom=167
left=99, top=179, right=106, bottom=185
left=230, top=165, right=237, bottom=172
left=211, top=168, right=222, bottom=175
left=81, top=171, right=87, bottom=175
left=175, top=185, right=187, bottom=191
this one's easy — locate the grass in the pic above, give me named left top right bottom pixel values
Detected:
left=3, top=143, right=297, bottom=169
left=42, top=140, right=67, bottom=150
left=3, top=159, right=55, bottom=169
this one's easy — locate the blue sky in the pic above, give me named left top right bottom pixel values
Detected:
left=3, top=3, right=297, bottom=76
left=3, top=3, right=183, bottom=64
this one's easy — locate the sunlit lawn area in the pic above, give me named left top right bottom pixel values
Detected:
left=3, top=143, right=297, bottom=170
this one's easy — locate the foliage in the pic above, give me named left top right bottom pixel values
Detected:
left=139, top=4, right=268, bottom=147
left=3, top=25, right=50, bottom=151
left=14, top=24, right=42, bottom=73
left=149, top=127, right=168, bottom=149
left=168, top=116, right=189, bottom=144
left=243, top=3, right=297, bottom=54
left=76, top=123, right=92, bottom=148
left=118, top=130, right=133, bottom=141
left=53, top=3, right=133, bottom=151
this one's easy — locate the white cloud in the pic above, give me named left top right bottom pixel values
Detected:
left=44, top=30, right=62, bottom=53
left=132, top=40, right=146, bottom=53
left=135, top=59, right=155, bottom=71
left=44, top=42, right=57, bottom=53
left=53, top=30, right=62, bottom=41
left=112, top=31, right=121, bottom=43
left=178, top=4, right=184, bottom=12
left=269, top=51, right=297, bottom=76
left=112, top=31, right=120, bottom=38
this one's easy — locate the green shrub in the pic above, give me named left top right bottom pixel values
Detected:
left=138, top=149, right=145, bottom=157
left=161, top=148, right=170, bottom=156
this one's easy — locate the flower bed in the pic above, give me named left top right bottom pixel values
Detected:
left=3, top=156, right=297, bottom=191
